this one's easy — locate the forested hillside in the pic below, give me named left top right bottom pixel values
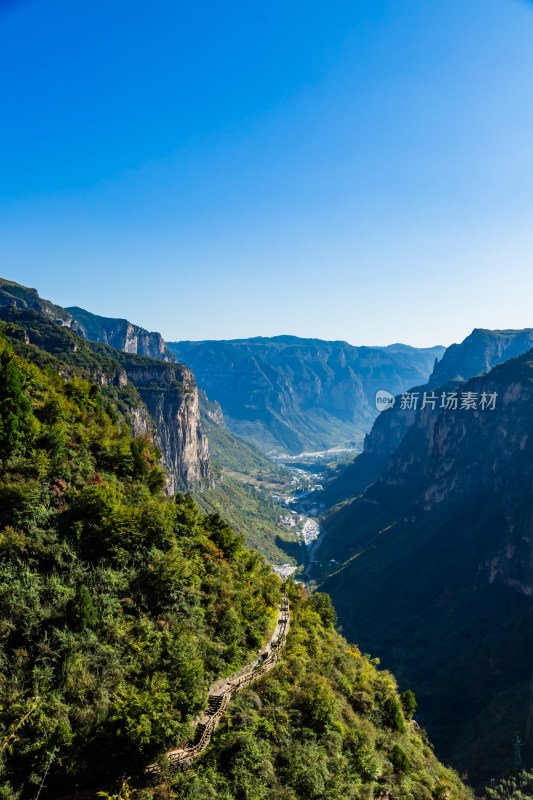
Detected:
left=0, top=326, right=279, bottom=798
left=0, top=321, right=472, bottom=800
left=171, top=585, right=472, bottom=800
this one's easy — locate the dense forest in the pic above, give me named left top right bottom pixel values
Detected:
left=0, top=327, right=279, bottom=797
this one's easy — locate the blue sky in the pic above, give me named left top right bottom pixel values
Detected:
left=1, top=0, right=532, bottom=346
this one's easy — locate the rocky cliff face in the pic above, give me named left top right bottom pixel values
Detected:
left=66, top=305, right=177, bottom=362
left=386, top=356, right=533, bottom=596
left=57, top=306, right=213, bottom=489
left=126, top=401, right=156, bottom=438
left=0, top=278, right=84, bottom=334
left=317, top=348, right=533, bottom=785
left=323, top=328, right=533, bottom=505
left=168, top=336, right=445, bottom=454
left=199, top=389, right=226, bottom=426
left=117, top=359, right=212, bottom=492
left=0, top=289, right=212, bottom=493
left=322, top=347, right=533, bottom=593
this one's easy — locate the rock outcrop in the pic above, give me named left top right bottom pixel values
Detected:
left=118, top=360, right=212, bottom=492
left=0, top=285, right=212, bottom=493
left=66, top=305, right=177, bottom=362
left=323, top=328, right=533, bottom=505
left=199, top=390, right=226, bottom=426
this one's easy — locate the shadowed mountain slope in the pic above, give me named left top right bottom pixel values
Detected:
left=316, top=348, right=533, bottom=787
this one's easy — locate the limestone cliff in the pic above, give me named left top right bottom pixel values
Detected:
left=0, top=298, right=212, bottom=493
left=66, top=305, right=177, bottom=362
left=116, top=359, right=212, bottom=492
left=323, top=328, right=533, bottom=506
left=59, top=305, right=212, bottom=490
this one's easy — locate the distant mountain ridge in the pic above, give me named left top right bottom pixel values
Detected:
left=0, top=282, right=177, bottom=363
left=430, top=327, right=533, bottom=385
left=2, top=280, right=445, bottom=458
left=322, top=327, right=533, bottom=505
left=66, top=305, right=177, bottom=362
left=167, top=336, right=445, bottom=455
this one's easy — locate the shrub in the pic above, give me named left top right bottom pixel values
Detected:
left=400, top=689, right=417, bottom=720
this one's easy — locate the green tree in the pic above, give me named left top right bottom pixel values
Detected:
left=391, top=743, right=410, bottom=774
left=400, top=689, right=417, bottom=720
left=0, top=347, right=33, bottom=458
left=67, top=585, right=97, bottom=628
left=383, top=696, right=406, bottom=733
left=206, top=513, right=244, bottom=559
left=310, top=592, right=337, bottom=627
left=486, top=770, right=533, bottom=799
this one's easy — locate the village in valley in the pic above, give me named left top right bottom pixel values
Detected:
left=269, top=464, right=326, bottom=580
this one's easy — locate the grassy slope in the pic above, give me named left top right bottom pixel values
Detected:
left=198, top=417, right=302, bottom=565
left=201, top=416, right=288, bottom=482
left=194, top=475, right=302, bottom=566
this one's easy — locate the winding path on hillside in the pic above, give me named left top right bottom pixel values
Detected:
left=146, top=594, right=290, bottom=774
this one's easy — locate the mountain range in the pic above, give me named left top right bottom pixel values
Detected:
left=5, top=286, right=445, bottom=461
left=166, top=336, right=445, bottom=454
left=314, top=329, right=533, bottom=787
left=4, top=274, right=533, bottom=789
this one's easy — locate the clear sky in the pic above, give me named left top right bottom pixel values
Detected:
left=1, top=0, right=532, bottom=347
